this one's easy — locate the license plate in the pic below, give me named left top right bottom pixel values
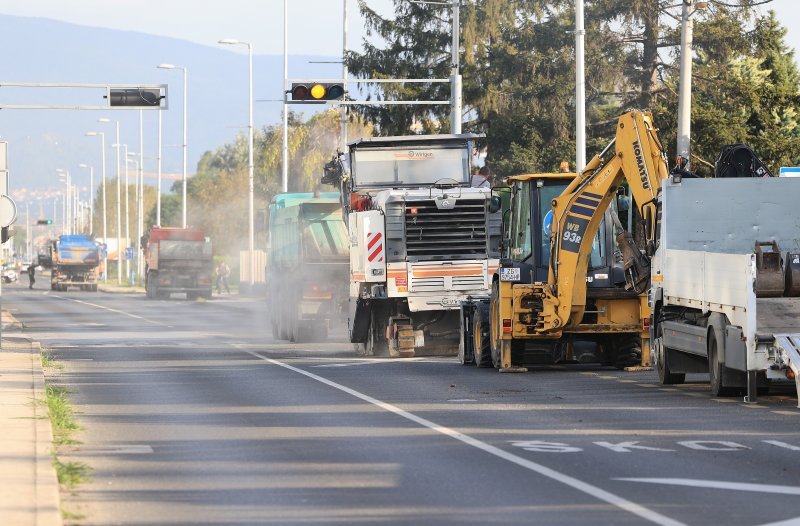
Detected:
left=500, top=267, right=521, bottom=282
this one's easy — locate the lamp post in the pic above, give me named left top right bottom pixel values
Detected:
left=78, top=163, right=94, bottom=235
left=98, top=117, right=122, bottom=284
left=158, top=63, right=188, bottom=228
left=126, top=155, right=140, bottom=284
left=575, top=0, right=586, bottom=171
left=127, top=151, right=144, bottom=284
left=219, top=38, right=255, bottom=291
left=56, top=169, right=71, bottom=235
left=120, top=144, right=131, bottom=279
left=157, top=106, right=163, bottom=226
left=85, top=131, right=107, bottom=277
left=676, top=1, right=708, bottom=170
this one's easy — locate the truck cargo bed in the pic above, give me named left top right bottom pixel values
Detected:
left=757, top=298, right=800, bottom=335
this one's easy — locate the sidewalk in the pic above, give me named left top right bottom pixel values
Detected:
left=0, top=309, right=63, bottom=526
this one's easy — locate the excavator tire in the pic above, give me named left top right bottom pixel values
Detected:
left=608, top=334, right=642, bottom=369
left=473, top=302, right=492, bottom=368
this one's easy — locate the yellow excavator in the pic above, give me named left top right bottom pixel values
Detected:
left=458, top=110, right=668, bottom=371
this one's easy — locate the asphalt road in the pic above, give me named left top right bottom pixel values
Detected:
left=3, top=281, right=800, bottom=526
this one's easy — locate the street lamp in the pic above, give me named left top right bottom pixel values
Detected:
left=85, top=131, right=108, bottom=277
left=56, top=169, right=71, bottom=235
left=78, top=163, right=94, bottom=235
left=158, top=63, right=188, bottom=228
left=117, top=143, right=132, bottom=279
left=676, top=0, right=709, bottom=170
left=127, top=151, right=144, bottom=284
left=98, top=117, right=123, bottom=285
left=218, top=38, right=255, bottom=291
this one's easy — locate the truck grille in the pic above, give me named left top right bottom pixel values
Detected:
left=409, top=262, right=488, bottom=292
left=405, top=199, right=487, bottom=260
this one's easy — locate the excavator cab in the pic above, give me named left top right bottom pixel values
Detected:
left=504, top=174, right=623, bottom=289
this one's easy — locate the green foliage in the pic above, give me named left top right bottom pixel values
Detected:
left=44, top=385, right=79, bottom=446
left=347, top=0, right=789, bottom=176
left=655, top=9, right=800, bottom=174
left=185, top=109, right=371, bottom=257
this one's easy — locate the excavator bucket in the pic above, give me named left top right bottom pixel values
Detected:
left=754, top=241, right=785, bottom=298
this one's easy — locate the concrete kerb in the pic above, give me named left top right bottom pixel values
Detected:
left=1, top=310, right=64, bottom=526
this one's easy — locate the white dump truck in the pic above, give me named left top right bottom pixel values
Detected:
left=650, top=176, right=800, bottom=405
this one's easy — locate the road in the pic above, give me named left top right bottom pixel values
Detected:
left=3, top=281, right=800, bottom=526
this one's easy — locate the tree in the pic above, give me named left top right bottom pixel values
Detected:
left=184, top=109, right=371, bottom=257
left=654, top=8, right=800, bottom=174
left=347, top=0, right=777, bottom=176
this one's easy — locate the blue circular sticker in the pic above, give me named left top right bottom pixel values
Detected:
left=543, top=210, right=553, bottom=237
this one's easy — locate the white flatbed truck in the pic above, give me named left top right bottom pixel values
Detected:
left=650, top=176, right=800, bottom=405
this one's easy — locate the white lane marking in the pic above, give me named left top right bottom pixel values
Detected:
left=615, top=478, right=800, bottom=495
left=52, top=295, right=169, bottom=326
left=447, top=399, right=477, bottom=403
left=312, top=358, right=443, bottom=368
left=758, top=518, right=800, bottom=526
left=239, top=348, right=684, bottom=526
left=764, top=440, right=800, bottom=451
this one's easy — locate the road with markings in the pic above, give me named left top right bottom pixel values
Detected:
left=3, top=281, right=800, bottom=525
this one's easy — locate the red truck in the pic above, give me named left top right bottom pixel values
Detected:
left=144, top=227, right=213, bottom=300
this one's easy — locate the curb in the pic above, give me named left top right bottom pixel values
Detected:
left=1, top=310, right=63, bottom=526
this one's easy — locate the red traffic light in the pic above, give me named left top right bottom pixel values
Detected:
left=290, top=82, right=345, bottom=102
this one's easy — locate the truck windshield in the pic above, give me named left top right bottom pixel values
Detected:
left=351, top=147, right=470, bottom=187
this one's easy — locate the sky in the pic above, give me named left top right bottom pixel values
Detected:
left=1, top=0, right=798, bottom=58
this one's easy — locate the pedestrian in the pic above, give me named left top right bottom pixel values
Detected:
left=216, top=260, right=231, bottom=294
left=27, top=264, right=35, bottom=289
left=471, top=166, right=491, bottom=188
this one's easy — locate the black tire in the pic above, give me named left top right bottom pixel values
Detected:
left=609, top=334, right=643, bottom=369
left=709, top=331, right=737, bottom=397
left=366, top=307, right=389, bottom=357
left=474, top=303, right=492, bottom=368
left=458, top=308, right=475, bottom=365
left=90, top=284, right=98, bottom=292
left=656, top=324, right=685, bottom=385
left=489, top=282, right=504, bottom=369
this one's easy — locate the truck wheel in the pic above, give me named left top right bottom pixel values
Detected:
left=474, top=302, right=493, bottom=368
left=366, top=309, right=389, bottom=357
left=709, top=331, right=737, bottom=397
left=90, top=285, right=98, bottom=292
left=656, top=324, right=685, bottom=385
left=487, top=282, right=503, bottom=369
left=609, top=334, right=642, bottom=369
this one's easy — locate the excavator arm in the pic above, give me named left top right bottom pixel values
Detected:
left=540, top=110, right=669, bottom=332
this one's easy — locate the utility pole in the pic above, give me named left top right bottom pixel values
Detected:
left=677, top=0, right=703, bottom=170
left=340, top=0, right=349, bottom=153
left=282, top=0, right=289, bottom=193
left=450, top=0, right=462, bottom=134
left=575, top=0, right=586, bottom=171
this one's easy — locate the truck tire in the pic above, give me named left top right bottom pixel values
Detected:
left=656, top=324, right=685, bottom=385
left=474, top=302, right=493, bottom=368
left=610, top=334, right=643, bottom=369
left=458, top=307, right=475, bottom=365
left=709, top=331, right=738, bottom=397
left=366, top=308, right=389, bottom=357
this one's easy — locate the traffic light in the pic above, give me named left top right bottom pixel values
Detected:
left=107, top=88, right=162, bottom=108
left=290, top=83, right=345, bottom=103
left=36, top=219, right=53, bottom=225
